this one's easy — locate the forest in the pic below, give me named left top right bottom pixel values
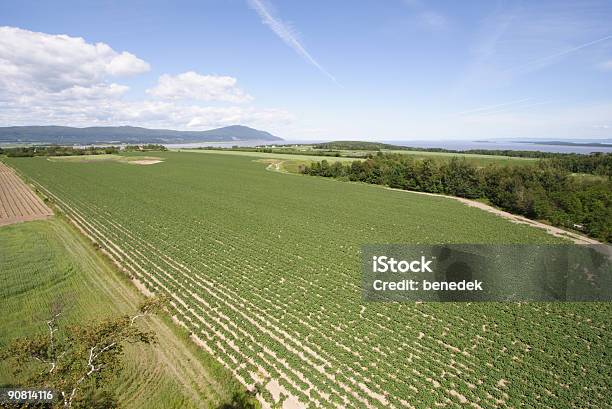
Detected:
left=302, top=153, right=611, bottom=242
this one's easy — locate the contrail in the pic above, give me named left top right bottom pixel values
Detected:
left=505, top=34, right=612, bottom=74
left=247, top=0, right=337, bottom=83
left=472, top=100, right=556, bottom=116
left=457, top=98, right=532, bottom=115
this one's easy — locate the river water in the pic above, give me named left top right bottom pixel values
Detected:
left=166, top=139, right=612, bottom=154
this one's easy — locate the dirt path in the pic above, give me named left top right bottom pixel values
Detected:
left=37, top=216, right=233, bottom=408
left=262, top=159, right=284, bottom=172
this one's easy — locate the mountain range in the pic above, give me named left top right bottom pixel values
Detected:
left=0, top=125, right=283, bottom=145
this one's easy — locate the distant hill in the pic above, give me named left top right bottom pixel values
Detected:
left=0, top=125, right=283, bottom=145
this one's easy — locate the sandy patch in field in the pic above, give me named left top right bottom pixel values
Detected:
left=128, top=159, right=164, bottom=165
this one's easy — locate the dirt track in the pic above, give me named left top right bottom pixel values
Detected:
left=0, top=161, right=53, bottom=226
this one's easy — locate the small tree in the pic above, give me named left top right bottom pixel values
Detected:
left=1, top=296, right=169, bottom=408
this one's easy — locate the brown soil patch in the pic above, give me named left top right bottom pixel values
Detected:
left=128, top=159, right=163, bottom=165
left=0, top=162, right=53, bottom=227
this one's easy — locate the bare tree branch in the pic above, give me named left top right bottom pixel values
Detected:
left=46, top=311, right=61, bottom=373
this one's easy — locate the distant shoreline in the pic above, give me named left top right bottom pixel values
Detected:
left=516, top=140, right=612, bottom=148
left=3, top=139, right=612, bottom=154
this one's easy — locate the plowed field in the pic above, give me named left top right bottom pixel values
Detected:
left=0, top=162, right=52, bottom=226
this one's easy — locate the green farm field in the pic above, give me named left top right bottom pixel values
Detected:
left=46, top=154, right=164, bottom=164
left=205, top=145, right=538, bottom=168
left=0, top=217, right=242, bottom=408
left=174, top=148, right=356, bottom=162
left=5, top=152, right=611, bottom=408
left=381, top=149, right=537, bottom=166
left=175, top=147, right=534, bottom=174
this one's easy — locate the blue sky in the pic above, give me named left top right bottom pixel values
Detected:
left=1, top=0, right=611, bottom=140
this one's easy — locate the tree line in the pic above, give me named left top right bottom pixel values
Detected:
left=1, top=144, right=167, bottom=157
left=312, top=141, right=612, bottom=159
left=302, top=153, right=611, bottom=242
left=548, top=152, right=611, bottom=177
left=197, top=146, right=347, bottom=157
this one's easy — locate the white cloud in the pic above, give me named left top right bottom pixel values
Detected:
left=105, top=49, right=150, bottom=76
left=0, top=98, right=294, bottom=130
left=147, top=71, right=253, bottom=103
left=55, top=83, right=130, bottom=100
left=598, top=60, right=612, bottom=71
left=0, top=26, right=294, bottom=131
left=0, top=26, right=149, bottom=94
left=417, top=11, right=448, bottom=31
left=400, top=0, right=448, bottom=32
